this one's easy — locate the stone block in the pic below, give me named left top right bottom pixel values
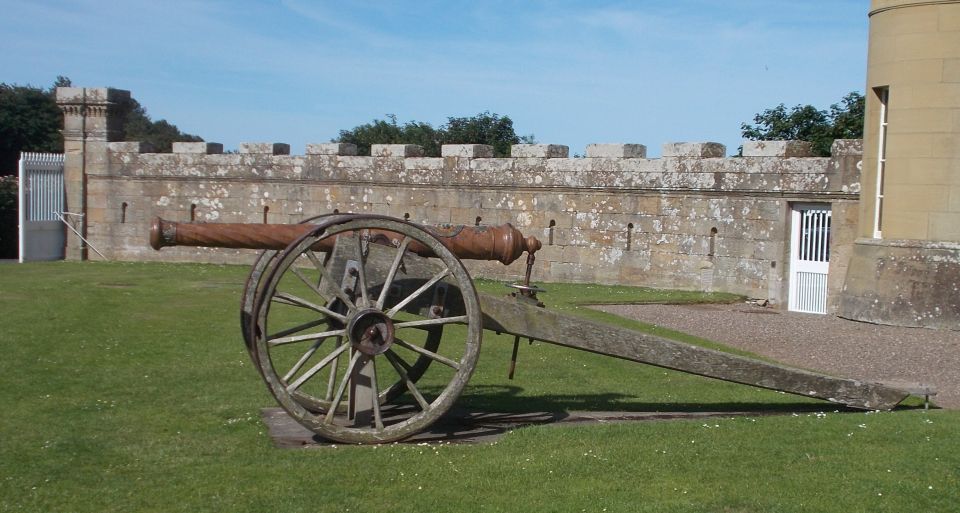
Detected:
left=240, top=143, right=290, bottom=155
left=404, top=157, right=445, bottom=171
left=441, top=144, right=494, bottom=158
left=510, top=144, right=569, bottom=158
left=662, top=142, right=726, bottom=158
left=830, top=139, right=863, bottom=157
left=306, top=143, right=357, bottom=156
left=585, top=143, right=647, bottom=158
left=173, top=142, right=224, bottom=154
left=741, top=140, right=813, bottom=157
left=108, top=141, right=155, bottom=153
left=55, top=87, right=130, bottom=104
left=371, top=144, right=424, bottom=157
left=944, top=58, right=960, bottom=83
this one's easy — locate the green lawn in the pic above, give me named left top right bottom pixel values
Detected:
left=1, top=261, right=956, bottom=512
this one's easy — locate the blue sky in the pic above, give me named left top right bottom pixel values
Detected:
left=2, top=0, right=870, bottom=156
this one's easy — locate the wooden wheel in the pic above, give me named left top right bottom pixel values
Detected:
left=249, top=215, right=482, bottom=443
left=240, top=214, right=442, bottom=413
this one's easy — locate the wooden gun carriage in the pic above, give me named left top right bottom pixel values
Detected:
left=150, top=213, right=920, bottom=444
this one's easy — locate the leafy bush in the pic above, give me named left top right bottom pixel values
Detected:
left=336, top=112, right=535, bottom=157
left=741, top=92, right=864, bottom=156
left=0, top=175, right=17, bottom=258
left=0, top=175, right=16, bottom=211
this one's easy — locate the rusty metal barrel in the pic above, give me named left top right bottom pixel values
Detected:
left=150, top=216, right=542, bottom=265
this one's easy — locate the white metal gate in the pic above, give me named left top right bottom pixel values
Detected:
left=18, top=152, right=65, bottom=262
left=789, top=203, right=831, bottom=314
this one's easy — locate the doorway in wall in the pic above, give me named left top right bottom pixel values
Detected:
left=788, top=203, right=831, bottom=314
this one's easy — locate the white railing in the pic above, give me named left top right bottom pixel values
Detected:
left=18, top=152, right=65, bottom=262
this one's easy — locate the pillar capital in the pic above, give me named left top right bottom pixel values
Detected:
left=56, top=87, right=130, bottom=142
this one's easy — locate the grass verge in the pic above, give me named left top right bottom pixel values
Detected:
left=0, top=261, right=955, bottom=512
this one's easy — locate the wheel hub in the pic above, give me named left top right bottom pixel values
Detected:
left=347, top=309, right=395, bottom=355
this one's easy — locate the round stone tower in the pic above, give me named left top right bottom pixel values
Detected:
left=838, top=0, right=960, bottom=328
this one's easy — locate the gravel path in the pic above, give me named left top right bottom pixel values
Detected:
left=594, top=303, right=960, bottom=409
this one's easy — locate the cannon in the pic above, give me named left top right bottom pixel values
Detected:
left=150, top=213, right=920, bottom=444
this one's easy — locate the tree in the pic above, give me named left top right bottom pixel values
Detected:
left=441, top=112, right=535, bottom=157
left=335, top=112, right=535, bottom=157
left=0, top=78, right=67, bottom=175
left=741, top=92, right=864, bottom=156
left=117, top=97, right=203, bottom=152
left=0, top=76, right=204, bottom=175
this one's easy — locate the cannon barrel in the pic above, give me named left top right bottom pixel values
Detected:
left=150, top=216, right=542, bottom=265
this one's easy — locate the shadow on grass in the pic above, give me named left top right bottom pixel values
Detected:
left=456, top=384, right=840, bottom=414
left=414, top=384, right=928, bottom=416
left=267, top=386, right=929, bottom=447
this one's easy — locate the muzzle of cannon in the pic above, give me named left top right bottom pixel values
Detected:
left=150, top=213, right=925, bottom=444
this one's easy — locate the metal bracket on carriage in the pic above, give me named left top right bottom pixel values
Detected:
left=340, top=260, right=361, bottom=299
left=429, top=282, right=450, bottom=319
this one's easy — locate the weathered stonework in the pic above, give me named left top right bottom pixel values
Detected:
left=371, top=144, right=424, bottom=157
left=56, top=87, right=130, bottom=260
left=240, top=143, right=290, bottom=155
left=59, top=87, right=877, bottom=316
left=441, top=144, right=494, bottom=158
left=511, top=144, right=569, bottom=158
left=306, top=143, right=357, bottom=156
left=586, top=144, right=647, bottom=158
left=173, top=142, right=223, bottom=154
left=742, top=140, right=814, bottom=157
left=839, top=238, right=960, bottom=329
left=662, top=142, right=726, bottom=158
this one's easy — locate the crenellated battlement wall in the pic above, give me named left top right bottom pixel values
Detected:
left=84, top=141, right=861, bottom=309
left=58, top=87, right=863, bottom=310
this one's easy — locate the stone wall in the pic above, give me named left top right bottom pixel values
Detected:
left=839, top=238, right=960, bottom=329
left=81, top=133, right=861, bottom=307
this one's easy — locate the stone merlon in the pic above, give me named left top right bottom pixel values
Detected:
left=173, top=142, right=223, bottom=154
left=240, top=143, right=290, bottom=155
left=662, top=142, right=726, bottom=158
left=741, top=140, right=813, bottom=157
left=511, top=144, right=569, bottom=158
left=306, top=143, right=358, bottom=156
left=372, top=144, right=424, bottom=157
left=441, top=144, right=494, bottom=158
left=585, top=144, right=647, bottom=158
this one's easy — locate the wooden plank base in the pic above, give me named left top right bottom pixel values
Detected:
left=260, top=406, right=853, bottom=448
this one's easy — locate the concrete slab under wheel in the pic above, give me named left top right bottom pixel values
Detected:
left=261, top=407, right=832, bottom=448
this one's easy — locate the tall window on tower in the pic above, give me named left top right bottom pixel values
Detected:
left=873, top=86, right=889, bottom=238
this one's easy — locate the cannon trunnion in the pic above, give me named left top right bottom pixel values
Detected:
left=150, top=214, right=919, bottom=444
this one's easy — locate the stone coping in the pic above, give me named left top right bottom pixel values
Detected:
left=853, top=238, right=960, bottom=251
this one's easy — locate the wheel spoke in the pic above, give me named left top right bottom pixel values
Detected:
left=394, top=315, right=468, bottom=330
left=325, top=337, right=343, bottom=401
left=267, top=318, right=331, bottom=342
left=370, top=357, right=384, bottom=430
left=376, top=236, right=412, bottom=310
left=290, top=265, right=330, bottom=303
left=271, top=292, right=348, bottom=323
left=268, top=327, right=345, bottom=346
left=385, top=350, right=430, bottom=410
left=304, top=250, right=357, bottom=312
left=395, top=338, right=460, bottom=370
left=354, top=232, right=370, bottom=307
left=325, top=350, right=363, bottom=424
left=286, top=342, right=350, bottom=392
left=386, top=268, right=451, bottom=318
left=283, top=337, right=327, bottom=382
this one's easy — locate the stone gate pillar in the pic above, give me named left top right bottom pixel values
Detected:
left=55, top=87, right=129, bottom=260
